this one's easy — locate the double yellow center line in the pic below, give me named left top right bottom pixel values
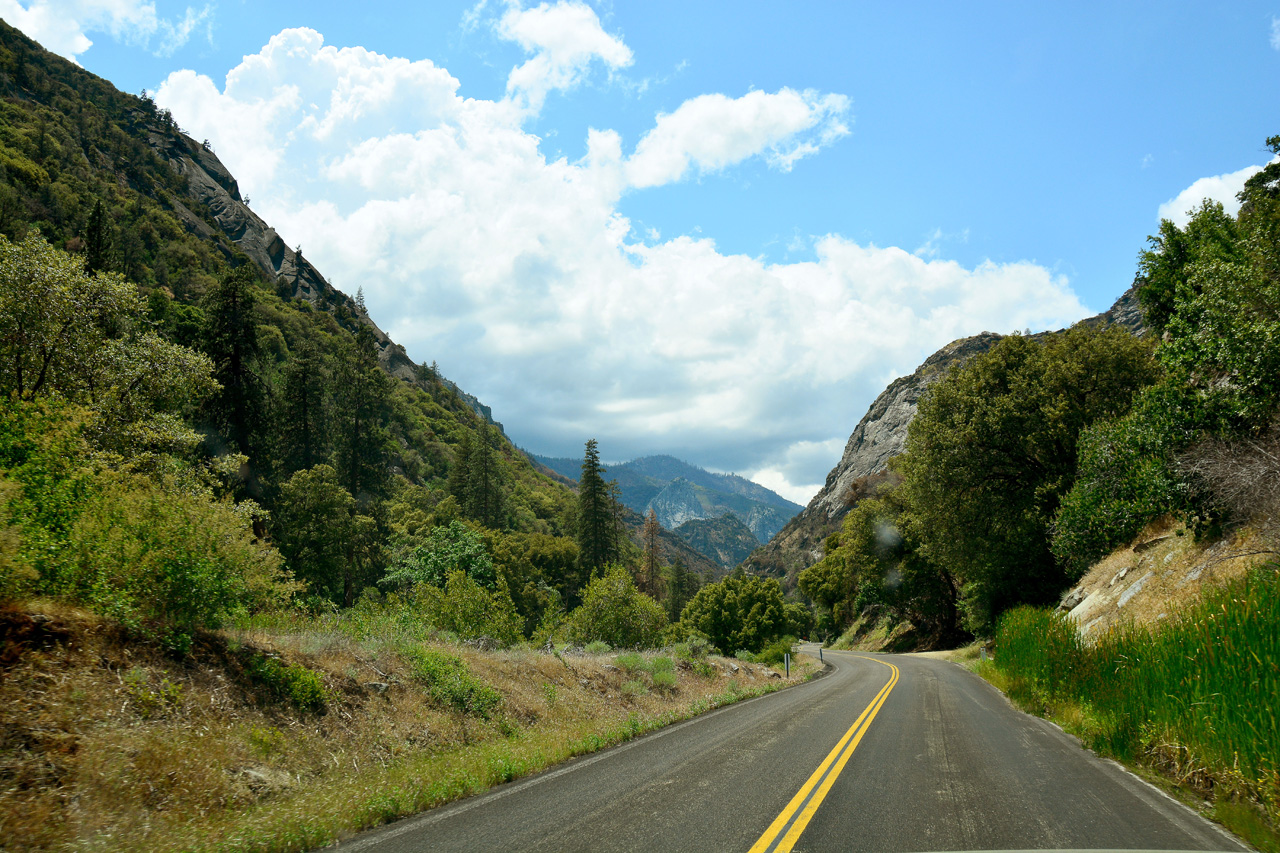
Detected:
left=748, top=655, right=900, bottom=853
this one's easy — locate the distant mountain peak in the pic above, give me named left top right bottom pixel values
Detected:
left=529, top=450, right=802, bottom=569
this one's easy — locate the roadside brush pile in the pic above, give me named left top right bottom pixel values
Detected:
left=0, top=600, right=814, bottom=852
left=985, top=563, right=1280, bottom=851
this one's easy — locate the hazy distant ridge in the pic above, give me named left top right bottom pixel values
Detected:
left=530, top=453, right=801, bottom=547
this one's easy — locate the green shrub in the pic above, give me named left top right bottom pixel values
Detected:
left=565, top=565, right=666, bottom=649
left=651, top=669, right=677, bottom=693
left=691, top=660, right=716, bottom=679
left=649, top=656, right=674, bottom=675
left=620, top=679, right=647, bottom=698
left=1052, top=385, right=1189, bottom=577
left=384, top=520, right=495, bottom=591
left=64, top=470, right=295, bottom=645
left=754, top=636, right=796, bottom=667
left=122, top=668, right=184, bottom=719
left=247, top=654, right=327, bottom=713
left=614, top=652, right=647, bottom=674
left=414, top=569, right=521, bottom=647
left=682, top=572, right=790, bottom=654
left=584, top=640, right=611, bottom=655
left=404, top=647, right=501, bottom=719
left=0, top=398, right=94, bottom=600
left=671, top=635, right=713, bottom=661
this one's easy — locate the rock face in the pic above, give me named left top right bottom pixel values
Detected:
left=811, top=332, right=1004, bottom=524
left=648, top=478, right=705, bottom=530
left=743, top=285, right=1149, bottom=588
left=740, top=332, right=1003, bottom=585
left=673, top=513, right=761, bottom=570
left=150, top=130, right=413, bottom=374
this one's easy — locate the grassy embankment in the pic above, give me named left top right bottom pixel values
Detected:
left=978, top=563, right=1280, bottom=852
left=0, top=601, right=817, bottom=852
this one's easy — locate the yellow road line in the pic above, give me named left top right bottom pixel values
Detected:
left=748, top=656, right=899, bottom=853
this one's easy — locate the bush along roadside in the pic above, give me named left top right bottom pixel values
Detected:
left=980, top=563, right=1280, bottom=852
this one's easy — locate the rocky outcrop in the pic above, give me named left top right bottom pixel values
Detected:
left=744, top=286, right=1149, bottom=588
left=648, top=478, right=705, bottom=530
left=673, top=514, right=760, bottom=570
left=811, top=332, right=1003, bottom=523
left=741, top=332, right=1003, bottom=585
left=134, top=119, right=523, bottom=432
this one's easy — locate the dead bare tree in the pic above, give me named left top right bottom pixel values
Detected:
left=1177, top=418, right=1280, bottom=546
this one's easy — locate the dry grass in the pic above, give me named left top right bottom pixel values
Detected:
left=0, top=603, right=815, bottom=852
left=909, top=639, right=985, bottom=665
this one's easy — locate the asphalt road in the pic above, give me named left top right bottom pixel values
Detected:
left=336, top=648, right=1247, bottom=853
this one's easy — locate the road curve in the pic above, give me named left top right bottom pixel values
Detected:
left=335, top=648, right=1246, bottom=853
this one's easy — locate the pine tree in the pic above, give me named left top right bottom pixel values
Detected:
left=201, top=265, right=266, bottom=488
left=664, top=557, right=701, bottom=622
left=639, top=508, right=665, bottom=599
left=576, top=439, right=621, bottom=577
left=333, top=323, right=391, bottom=503
left=84, top=198, right=115, bottom=275
left=447, top=430, right=474, bottom=506
left=277, top=340, right=331, bottom=478
left=469, top=425, right=508, bottom=529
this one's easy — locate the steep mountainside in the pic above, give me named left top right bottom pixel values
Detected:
left=673, top=514, right=760, bottom=570
left=744, top=286, right=1149, bottom=587
left=0, top=20, right=505, bottom=432
left=0, top=19, right=567, bottom=539
left=532, top=453, right=800, bottom=546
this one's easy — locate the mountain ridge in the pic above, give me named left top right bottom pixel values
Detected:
left=531, top=453, right=801, bottom=548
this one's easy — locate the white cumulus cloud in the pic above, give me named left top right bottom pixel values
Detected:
left=156, top=13, right=1089, bottom=502
left=0, top=0, right=211, bottom=62
left=625, top=88, right=850, bottom=188
left=497, top=0, right=632, bottom=112
left=1157, top=161, right=1270, bottom=227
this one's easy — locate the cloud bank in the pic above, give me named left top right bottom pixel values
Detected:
left=154, top=5, right=1089, bottom=504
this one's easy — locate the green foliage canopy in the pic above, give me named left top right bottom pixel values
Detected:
left=680, top=571, right=798, bottom=654
left=0, top=231, right=215, bottom=457
left=900, top=325, right=1159, bottom=632
left=384, top=520, right=495, bottom=591
left=565, top=564, right=666, bottom=649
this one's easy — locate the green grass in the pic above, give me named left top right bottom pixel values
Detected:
left=987, top=563, right=1280, bottom=850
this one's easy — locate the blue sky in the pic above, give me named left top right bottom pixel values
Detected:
left=4, top=1, right=1279, bottom=503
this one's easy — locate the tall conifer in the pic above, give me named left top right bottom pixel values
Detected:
left=576, top=439, right=620, bottom=576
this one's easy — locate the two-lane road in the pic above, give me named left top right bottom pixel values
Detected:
left=338, top=648, right=1246, bottom=852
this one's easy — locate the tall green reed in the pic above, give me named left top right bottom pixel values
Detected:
left=994, top=564, right=1280, bottom=821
